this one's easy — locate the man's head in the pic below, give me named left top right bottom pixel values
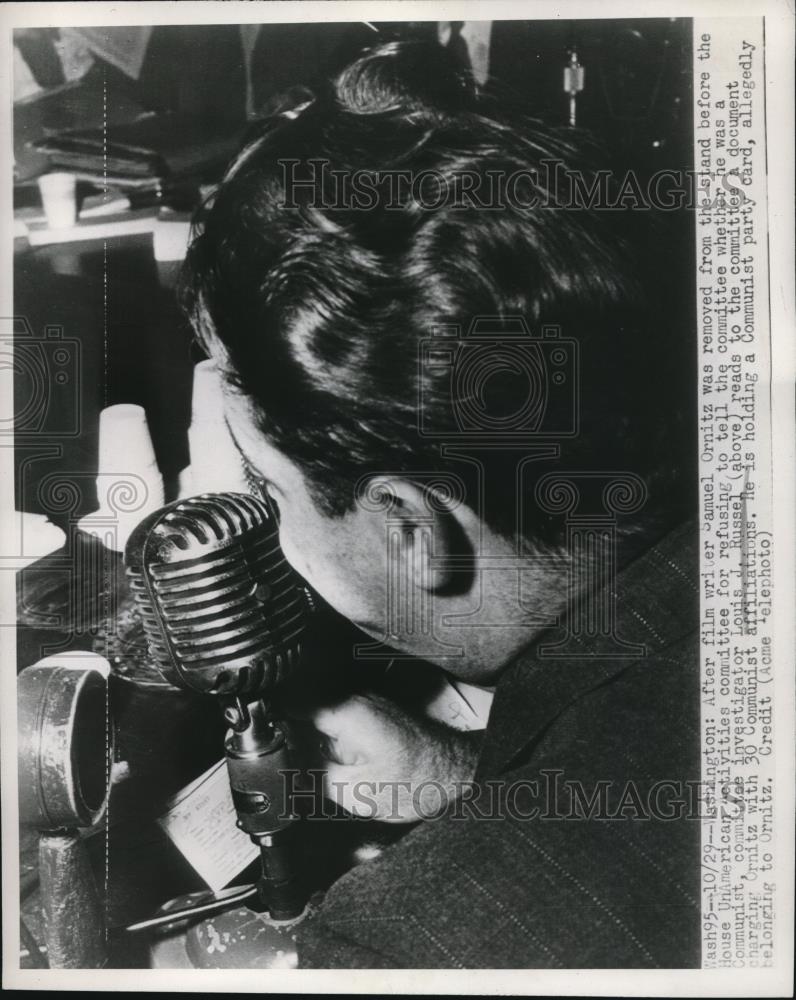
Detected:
left=183, top=40, right=690, bottom=680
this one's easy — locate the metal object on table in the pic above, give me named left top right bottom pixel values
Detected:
left=564, top=49, right=585, bottom=127
left=17, top=653, right=114, bottom=969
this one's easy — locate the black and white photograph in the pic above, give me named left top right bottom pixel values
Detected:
left=1, top=1, right=793, bottom=992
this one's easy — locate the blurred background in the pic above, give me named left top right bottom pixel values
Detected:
left=13, top=18, right=696, bottom=518
left=14, top=20, right=694, bottom=179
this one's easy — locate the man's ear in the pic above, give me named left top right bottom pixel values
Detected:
left=358, top=476, right=473, bottom=596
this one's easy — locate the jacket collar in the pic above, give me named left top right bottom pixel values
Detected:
left=475, top=521, right=699, bottom=778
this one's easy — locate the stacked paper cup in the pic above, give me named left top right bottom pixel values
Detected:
left=78, top=404, right=164, bottom=551
left=178, top=360, right=249, bottom=498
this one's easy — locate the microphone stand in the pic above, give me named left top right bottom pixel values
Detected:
left=221, top=696, right=306, bottom=920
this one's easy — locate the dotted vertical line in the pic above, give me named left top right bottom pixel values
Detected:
left=102, top=67, right=110, bottom=952
left=102, top=68, right=109, bottom=408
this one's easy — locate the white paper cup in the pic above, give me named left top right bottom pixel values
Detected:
left=78, top=404, right=164, bottom=551
left=191, top=359, right=224, bottom=427
left=37, top=172, right=78, bottom=229
left=185, top=361, right=249, bottom=495
left=98, top=404, right=160, bottom=481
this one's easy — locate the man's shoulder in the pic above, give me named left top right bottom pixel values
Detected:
left=478, top=520, right=700, bottom=777
left=297, top=523, right=702, bottom=969
left=299, top=630, right=701, bottom=970
left=504, top=630, right=700, bottom=779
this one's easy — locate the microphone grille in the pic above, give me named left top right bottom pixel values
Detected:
left=125, top=493, right=310, bottom=698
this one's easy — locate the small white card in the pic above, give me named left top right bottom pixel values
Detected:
left=157, top=759, right=259, bottom=892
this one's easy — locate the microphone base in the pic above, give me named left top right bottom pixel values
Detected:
left=149, top=897, right=317, bottom=969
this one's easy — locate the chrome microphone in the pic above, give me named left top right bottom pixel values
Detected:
left=125, top=492, right=312, bottom=918
left=125, top=492, right=307, bottom=698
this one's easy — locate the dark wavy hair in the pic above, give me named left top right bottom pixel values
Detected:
left=182, top=40, right=692, bottom=550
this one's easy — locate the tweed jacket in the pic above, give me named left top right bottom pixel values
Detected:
left=298, top=521, right=701, bottom=968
